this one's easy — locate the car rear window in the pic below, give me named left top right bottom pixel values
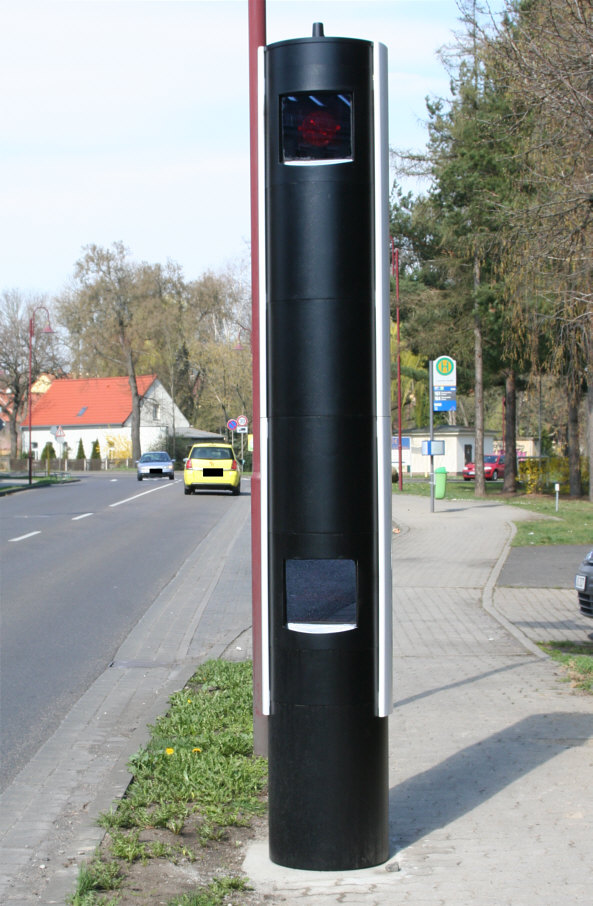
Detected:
left=142, top=452, right=169, bottom=462
left=190, top=447, right=233, bottom=460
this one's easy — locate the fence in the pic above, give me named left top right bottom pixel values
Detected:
left=2, top=457, right=134, bottom=474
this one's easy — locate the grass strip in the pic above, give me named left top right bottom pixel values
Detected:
left=167, top=877, right=251, bottom=905
left=392, top=481, right=592, bottom=547
left=68, top=659, right=267, bottom=906
left=538, top=641, right=593, bottom=693
left=508, top=497, right=592, bottom=546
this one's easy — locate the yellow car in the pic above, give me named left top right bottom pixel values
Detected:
left=183, top=443, right=241, bottom=496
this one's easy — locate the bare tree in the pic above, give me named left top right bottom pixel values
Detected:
left=58, top=242, right=149, bottom=460
left=0, top=290, right=60, bottom=457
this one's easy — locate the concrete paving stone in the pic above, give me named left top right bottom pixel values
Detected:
left=493, top=586, right=592, bottom=643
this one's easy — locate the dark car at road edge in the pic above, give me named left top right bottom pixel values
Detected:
left=576, top=549, right=593, bottom=619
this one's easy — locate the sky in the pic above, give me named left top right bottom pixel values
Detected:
left=1, top=0, right=503, bottom=297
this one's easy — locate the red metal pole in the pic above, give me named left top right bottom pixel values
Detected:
left=248, top=0, right=267, bottom=755
left=28, top=316, right=33, bottom=485
left=396, top=249, right=403, bottom=490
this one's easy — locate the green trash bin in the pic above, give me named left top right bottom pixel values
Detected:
left=434, top=467, right=447, bottom=499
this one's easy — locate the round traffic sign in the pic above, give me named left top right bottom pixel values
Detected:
left=435, top=356, right=455, bottom=377
left=433, top=356, right=456, bottom=387
left=237, top=414, right=248, bottom=428
left=227, top=418, right=238, bottom=431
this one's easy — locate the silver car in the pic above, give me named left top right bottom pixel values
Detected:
left=576, top=549, right=593, bottom=619
left=137, top=451, right=175, bottom=481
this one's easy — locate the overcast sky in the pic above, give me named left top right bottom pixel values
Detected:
left=1, top=0, right=502, bottom=297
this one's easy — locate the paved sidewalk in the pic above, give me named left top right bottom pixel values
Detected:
left=245, top=495, right=593, bottom=905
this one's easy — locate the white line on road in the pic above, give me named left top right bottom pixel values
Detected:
left=72, top=513, right=93, bottom=521
left=9, top=531, right=42, bottom=542
left=109, top=480, right=178, bottom=508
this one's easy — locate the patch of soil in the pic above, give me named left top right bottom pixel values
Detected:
left=95, top=812, right=272, bottom=905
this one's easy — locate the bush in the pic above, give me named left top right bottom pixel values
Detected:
left=518, top=455, right=589, bottom=496
left=518, top=457, right=546, bottom=493
left=41, top=441, right=56, bottom=460
left=76, top=438, right=85, bottom=459
left=91, top=439, right=101, bottom=460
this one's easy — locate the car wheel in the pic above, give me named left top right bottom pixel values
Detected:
left=232, top=484, right=241, bottom=496
left=463, top=477, right=470, bottom=481
left=169, top=474, right=174, bottom=480
left=491, top=470, right=498, bottom=480
left=184, top=486, right=192, bottom=495
left=137, top=475, right=142, bottom=481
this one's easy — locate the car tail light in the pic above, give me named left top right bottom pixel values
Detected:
left=185, top=459, right=192, bottom=470
left=231, top=460, right=238, bottom=471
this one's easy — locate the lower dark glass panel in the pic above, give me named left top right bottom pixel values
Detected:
left=286, top=558, right=357, bottom=625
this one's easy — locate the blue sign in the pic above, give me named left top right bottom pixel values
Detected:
left=433, top=385, right=456, bottom=412
left=433, top=399, right=457, bottom=412
left=422, top=440, right=445, bottom=455
left=391, top=436, right=410, bottom=451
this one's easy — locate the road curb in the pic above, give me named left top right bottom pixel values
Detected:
left=481, top=518, right=548, bottom=659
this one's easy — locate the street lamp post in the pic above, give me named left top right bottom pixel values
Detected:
left=28, top=306, right=53, bottom=485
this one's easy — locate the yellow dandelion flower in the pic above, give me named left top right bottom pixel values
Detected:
left=192, top=747, right=202, bottom=753
left=165, top=747, right=174, bottom=756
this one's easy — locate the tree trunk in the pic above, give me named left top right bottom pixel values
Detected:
left=502, top=370, right=517, bottom=493
left=127, top=352, right=141, bottom=461
left=474, top=255, right=485, bottom=498
left=171, top=374, right=176, bottom=461
left=587, top=332, right=593, bottom=503
left=7, top=380, right=27, bottom=458
left=457, top=396, right=470, bottom=427
left=567, top=387, right=582, bottom=498
left=9, top=406, right=19, bottom=458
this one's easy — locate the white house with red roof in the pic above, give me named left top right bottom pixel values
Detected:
left=20, top=374, right=207, bottom=461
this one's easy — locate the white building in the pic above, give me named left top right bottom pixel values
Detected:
left=393, top=426, right=498, bottom=476
left=21, top=374, right=213, bottom=461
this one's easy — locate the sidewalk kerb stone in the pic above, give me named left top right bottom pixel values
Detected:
left=482, top=515, right=547, bottom=659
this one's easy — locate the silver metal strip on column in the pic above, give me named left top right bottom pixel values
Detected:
left=374, top=41, right=393, bottom=717
left=258, top=46, right=270, bottom=715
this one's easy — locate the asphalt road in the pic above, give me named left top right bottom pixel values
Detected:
left=0, top=472, right=239, bottom=791
left=498, top=543, right=591, bottom=588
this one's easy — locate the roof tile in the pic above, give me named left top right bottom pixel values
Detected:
left=29, top=375, right=156, bottom=427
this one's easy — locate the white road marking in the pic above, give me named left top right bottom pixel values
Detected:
left=5, top=480, right=178, bottom=542
left=109, top=480, right=178, bottom=508
left=9, top=531, right=42, bottom=542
